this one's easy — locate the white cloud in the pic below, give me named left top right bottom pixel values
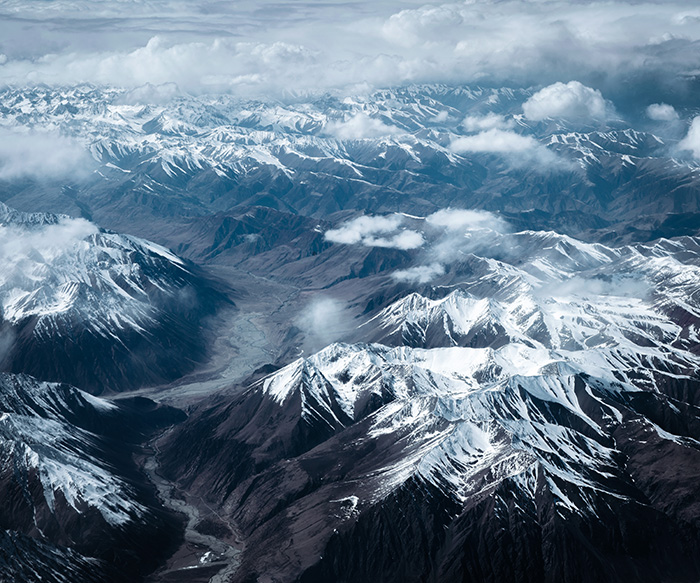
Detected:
left=324, top=214, right=401, bottom=244
left=426, top=208, right=509, bottom=232
left=387, top=208, right=512, bottom=284
left=678, top=116, right=700, bottom=158
left=424, top=208, right=511, bottom=266
left=295, top=296, right=355, bottom=352
left=540, top=274, right=651, bottom=300
left=382, top=5, right=465, bottom=48
left=522, top=81, right=610, bottom=122
left=450, top=129, right=539, bottom=154
left=0, top=129, right=91, bottom=181
left=325, top=209, right=533, bottom=286
left=646, top=103, right=679, bottom=121
left=325, top=214, right=424, bottom=250
left=2, top=1, right=700, bottom=104
left=118, top=82, right=181, bottom=105
left=0, top=216, right=99, bottom=291
left=461, top=113, right=513, bottom=132
left=324, top=114, right=402, bottom=140
left=392, top=263, right=445, bottom=284
left=383, top=230, right=425, bottom=249
left=450, top=128, right=573, bottom=171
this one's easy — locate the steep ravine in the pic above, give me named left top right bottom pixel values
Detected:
left=141, top=428, right=243, bottom=583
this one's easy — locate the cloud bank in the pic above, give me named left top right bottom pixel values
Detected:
left=1, top=1, right=700, bottom=106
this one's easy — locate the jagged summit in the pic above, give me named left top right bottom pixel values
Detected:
left=0, top=203, right=228, bottom=393
left=0, top=372, right=183, bottom=582
left=159, top=227, right=700, bottom=583
left=2, top=84, right=699, bottom=245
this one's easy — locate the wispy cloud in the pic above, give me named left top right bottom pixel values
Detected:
left=0, top=215, right=99, bottom=292
left=450, top=129, right=538, bottom=154
left=426, top=208, right=509, bottom=233
left=324, top=114, right=403, bottom=140
left=449, top=128, right=567, bottom=169
left=325, top=209, right=511, bottom=284
left=538, top=274, right=651, bottom=301
left=0, top=129, right=92, bottom=181
left=294, top=295, right=356, bottom=353
left=392, top=263, right=445, bottom=284
left=461, top=113, right=513, bottom=132
left=678, top=117, right=700, bottom=159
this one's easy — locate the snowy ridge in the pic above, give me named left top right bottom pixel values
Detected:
left=256, top=230, right=700, bottom=515
left=0, top=84, right=687, bottom=193
left=0, top=374, right=145, bottom=527
left=1, top=415, right=145, bottom=525
left=0, top=204, right=192, bottom=337
left=0, top=201, right=225, bottom=393
left=0, top=530, right=105, bottom=583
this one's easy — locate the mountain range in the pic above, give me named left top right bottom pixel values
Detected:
left=0, top=82, right=698, bottom=582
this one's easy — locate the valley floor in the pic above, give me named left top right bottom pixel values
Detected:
left=140, top=429, right=243, bottom=583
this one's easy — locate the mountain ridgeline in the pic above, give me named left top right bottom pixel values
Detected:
left=159, top=229, right=700, bottom=583
left=0, top=202, right=229, bottom=394
left=0, top=83, right=698, bottom=582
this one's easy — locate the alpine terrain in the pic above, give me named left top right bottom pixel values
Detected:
left=1, top=1, right=700, bottom=581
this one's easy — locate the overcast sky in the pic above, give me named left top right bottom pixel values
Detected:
left=2, top=1, right=700, bottom=107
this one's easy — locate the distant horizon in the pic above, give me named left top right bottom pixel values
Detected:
left=1, top=0, right=700, bottom=110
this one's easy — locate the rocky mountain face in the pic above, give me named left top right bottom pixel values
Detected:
left=0, top=530, right=109, bottom=583
left=0, top=202, right=229, bottom=393
left=159, top=229, right=700, bottom=583
left=0, top=82, right=699, bottom=583
left=0, top=372, right=185, bottom=582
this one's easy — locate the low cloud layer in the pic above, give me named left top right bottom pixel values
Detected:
left=2, top=1, right=700, bottom=107
left=325, top=215, right=424, bottom=250
left=678, top=117, right=700, bottom=159
left=0, top=130, right=91, bottom=181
